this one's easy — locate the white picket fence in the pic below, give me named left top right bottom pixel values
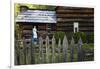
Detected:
left=15, top=35, right=84, bottom=65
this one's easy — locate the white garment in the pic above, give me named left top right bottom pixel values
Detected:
left=32, top=27, right=37, bottom=38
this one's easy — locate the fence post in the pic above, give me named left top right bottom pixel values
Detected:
left=39, top=37, right=44, bottom=63
left=58, top=38, right=61, bottom=62
left=70, top=37, right=75, bottom=62
left=31, top=38, right=35, bottom=64
left=24, top=39, right=32, bottom=64
left=15, top=40, right=19, bottom=65
left=45, top=36, right=50, bottom=63
left=52, top=36, right=55, bottom=63
left=19, top=40, right=25, bottom=65
left=62, top=35, right=68, bottom=62
left=77, top=37, right=83, bottom=61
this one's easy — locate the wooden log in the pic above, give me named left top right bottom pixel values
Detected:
left=57, top=14, right=93, bottom=18
left=57, top=18, right=93, bottom=22
left=56, top=10, right=94, bottom=14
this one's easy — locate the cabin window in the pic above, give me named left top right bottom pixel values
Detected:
left=74, top=22, right=79, bottom=33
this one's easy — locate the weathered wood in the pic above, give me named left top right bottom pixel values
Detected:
left=52, top=36, right=55, bottom=63
left=15, top=40, right=19, bottom=65
left=56, top=6, right=94, bottom=33
left=19, top=40, right=25, bottom=65
left=56, top=10, right=94, bottom=13
left=24, top=39, right=31, bottom=64
left=77, top=37, right=83, bottom=61
left=31, top=39, right=35, bottom=64
left=15, top=35, right=86, bottom=65
left=45, top=36, right=50, bottom=63
left=57, top=18, right=93, bottom=22
left=62, top=35, right=68, bottom=62
left=39, top=37, right=44, bottom=63
left=70, top=37, right=75, bottom=62
left=58, top=38, right=61, bottom=62
left=57, top=14, right=93, bottom=18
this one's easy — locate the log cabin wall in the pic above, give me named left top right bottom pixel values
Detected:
left=16, top=22, right=56, bottom=39
left=56, top=6, right=94, bottom=32
left=16, top=6, right=94, bottom=40
left=16, top=23, right=47, bottom=38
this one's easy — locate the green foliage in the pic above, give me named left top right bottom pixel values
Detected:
left=30, top=5, right=56, bottom=10
left=80, top=32, right=87, bottom=43
left=65, top=32, right=74, bottom=43
left=82, top=43, right=94, bottom=50
left=54, top=32, right=88, bottom=44
left=15, top=24, right=23, bottom=40
left=73, top=32, right=80, bottom=43
left=88, top=32, right=94, bottom=43
left=54, top=31, right=65, bottom=44
left=15, top=4, right=56, bottom=13
left=73, top=32, right=86, bottom=43
left=82, top=43, right=94, bottom=61
left=73, top=32, right=94, bottom=43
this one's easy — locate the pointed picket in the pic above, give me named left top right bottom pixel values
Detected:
left=45, top=36, right=50, bottom=63
left=77, top=37, right=83, bottom=61
left=70, top=37, right=75, bottom=62
left=62, top=35, right=68, bottom=62
left=58, top=38, right=61, bottom=62
left=39, top=36, right=44, bottom=63
left=52, top=36, right=55, bottom=63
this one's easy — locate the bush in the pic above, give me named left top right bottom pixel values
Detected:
left=65, top=32, right=74, bottom=43
left=73, top=32, right=80, bottom=43
left=54, top=31, right=65, bottom=44
left=88, top=32, right=94, bottom=43
left=73, top=32, right=87, bottom=43
left=54, top=32, right=91, bottom=44
left=80, top=32, right=87, bottom=43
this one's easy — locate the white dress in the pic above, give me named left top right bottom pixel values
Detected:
left=32, top=27, right=37, bottom=38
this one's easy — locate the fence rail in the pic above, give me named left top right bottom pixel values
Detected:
left=15, top=35, right=88, bottom=65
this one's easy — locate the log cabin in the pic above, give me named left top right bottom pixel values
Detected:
left=56, top=6, right=94, bottom=33
left=15, top=5, right=94, bottom=39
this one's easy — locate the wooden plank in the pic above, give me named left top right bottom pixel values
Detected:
left=62, top=35, right=68, bottom=62
left=58, top=38, right=61, bottom=62
left=45, top=36, right=50, bottom=63
left=15, top=40, right=19, bottom=65
left=24, top=40, right=31, bottom=64
left=70, top=37, right=75, bottom=62
left=39, top=37, right=44, bottom=63
left=52, top=36, right=55, bottom=63
left=31, top=39, right=35, bottom=64
left=19, top=40, right=25, bottom=65
left=77, top=37, right=83, bottom=61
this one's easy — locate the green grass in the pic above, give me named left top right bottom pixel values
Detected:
left=82, top=43, right=94, bottom=50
